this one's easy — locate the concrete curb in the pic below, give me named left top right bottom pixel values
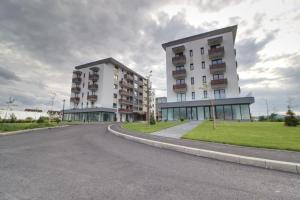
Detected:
left=0, top=125, right=70, bottom=136
left=108, top=125, right=300, bottom=174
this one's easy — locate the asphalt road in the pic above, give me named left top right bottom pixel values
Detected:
left=0, top=124, right=299, bottom=200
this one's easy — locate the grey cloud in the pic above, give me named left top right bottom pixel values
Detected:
left=194, top=0, right=243, bottom=12
left=0, top=66, right=21, bottom=82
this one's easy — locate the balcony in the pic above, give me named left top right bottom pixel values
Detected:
left=124, top=74, right=134, bottom=81
left=138, top=80, right=144, bottom=86
left=208, top=36, right=223, bottom=46
left=87, top=95, right=97, bottom=102
left=208, top=47, right=224, bottom=60
left=172, top=45, right=185, bottom=53
left=119, top=81, right=133, bottom=89
left=90, top=67, right=99, bottom=72
left=72, top=77, right=82, bottom=84
left=173, top=83, right=187, bottom=93
left=73, top=70, right=82, bottom=75
left=172, top=55, right=186, bottom=66
left=71, top=86, right=81, bottom=94
left=89, top=74, right=99, bottom=81
left=209, top=62, right=226, bottom=74
left=119, top=89, right=133, bottom=96
left=138, top=95, right=143, bottom=100
left=211, top=79, right=228, bottom=89
left=70, top=97, right=80, bottom=103
left=119, top=99, right=133, bottom=105
left=172, top=69, right=187, bottom=79
left=118, top=108, right=133, bottom=113
left=88, top=83, right=98, bottom=91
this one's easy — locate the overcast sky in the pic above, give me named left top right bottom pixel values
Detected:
left=0, top=0, right=299, bottom=115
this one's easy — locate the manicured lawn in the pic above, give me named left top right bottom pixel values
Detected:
left=182, top=121, right=300, bottom=151
left=0, top=123, right=56, bottom=133
left=122, top=121, right=186, bottom=133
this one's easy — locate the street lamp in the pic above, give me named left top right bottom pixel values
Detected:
left=199, top=84, right=216, bottom=129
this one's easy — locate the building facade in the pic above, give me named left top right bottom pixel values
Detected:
left=160, top=25, right=254, bottom=121
left=64, top=58, right=152, bottom=122
left=155, top=97, right=167, bottom=121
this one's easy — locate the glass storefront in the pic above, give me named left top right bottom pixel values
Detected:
left=63, top=111, right=115, bottom=122
left=160, top=104, right=251, bottom=121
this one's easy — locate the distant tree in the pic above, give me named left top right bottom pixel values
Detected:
left=284, top=107, right=298, bottom=127
left=269, top=113, right=278, bottom=122
left=258, top=116, right=266, bottom=121
left=9, top=113, right=17, bottom=123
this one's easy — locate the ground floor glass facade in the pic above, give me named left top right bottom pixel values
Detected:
left=161, top=104, right=251, bottom=121
left=63, top=112, right=115, bottom=122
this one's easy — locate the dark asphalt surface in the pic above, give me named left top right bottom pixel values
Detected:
left=0, top=124, right=300, bottom=200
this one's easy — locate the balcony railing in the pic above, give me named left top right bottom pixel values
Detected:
left=124, top=74, right=134, bottom=81
left=208, top=36, right=223, bottom=46
left=119, top=81, right=133, bottom=89
left=88, top=84, right=98, bottom=91
left=72, top=77, right=82, bottom=84
left=70, top=97, right=80, bottom=103
left=87, top=95, right=97, bottom=102
left=208, top=47, right=224, bottom=59
left=119, top=89, right=133, bottom=96
left=89, top=74, right=99, bottom=81
left=118, top=108, right=133, bottom=113
left=172, top=55, right=186, bottom=66
left=211, top=78, right=228, bottom=89
left=90, top=67, right=99, bottom=72
left=173, top=83, right=187, bottom=93
left=71, top=87, right=81, bottom=94
left=73, top=70, right=82, bottom=75
left=209, top=62, right=226, bottom=74
left=119, top=99, right=133, bottom=105
left=172, top=69, right=187, bottom=79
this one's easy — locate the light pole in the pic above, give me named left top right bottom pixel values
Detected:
left=199, top=84, right=216, bottom=129
left=62, top=99, right=65, bottom=121
left=146, top=71, right=152, bottom=124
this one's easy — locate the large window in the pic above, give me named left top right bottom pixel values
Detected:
left=232, top=105, right=241, bottom=120
left=173, top=108, right=180, bottom=120
left=180, top=107, right=187, bottom=119
left=192, top=92, right=195, bottom=100
left=176, top=65, right=184, bottom=70
left=192, top=107, right=197, bottom=120
left=241, top=104, right=250, bottom=120
left=162, top=109, right=168, bottom=121
left=216, top=106, right=224, bottom=119
left=214, top=89, right=225, bottom=99
left=187, top=107, right=192, bottom=120
left=176, top=79, right=185, bottom=84
left=167, top=108, right=173, bottom=121
left=202, top=76, right=206, bottom=83
left=213, top=74, right=224, bottom=80
left=212, top=59, right=223, bottom=65
left=177, top=93, right=186, bottom=102
left=224, top=105, right=232, bottom=120
left=204, top=106, right=210, bottom=119
left=197, top=107, right=204, bottom=120
left=203, top=90, right=208, bottom=99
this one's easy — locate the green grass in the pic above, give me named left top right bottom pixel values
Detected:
left=182, top=121, right=300, bottom=151
left=0, top=123, right=57, bottom=133
left=122, top=121, right=186, bottom=133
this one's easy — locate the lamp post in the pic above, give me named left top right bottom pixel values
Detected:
left=62, top=99, right=65, bottom=121
left=146, top=71, right=152, bottom=124
left=199, top=84, right=216, bottom=129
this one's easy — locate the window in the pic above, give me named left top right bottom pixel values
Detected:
left=201, top=47, right=204, bottom=55
left=203, top=90, right=208, bottom=99
left=134, top=82, right=138, bottom=89
left=176, top=65, right=184, bottom=70
left=177, top=93, right=186, bottom=102
left=189, top=50, right=193, bottom=57
left=191, top=77, right=194, bottom=85
left=113, top=93, right=117, bottom=98
left=114, top=74, right=118, bottom=81
left=214, top=89, right=225, bottom=99
left=83, top=73, right=85, bottom=78
left=202, top=61, right=205, bottom=69
left=202, top=76, right=206, bottom=83
left=192, top=92, right=195, bottom=100
left=87, top=92, right=89, bottom=96
left=213, top=74, right=224, bottom=80
left=114, top=84, right=118, bottom=89
left=176, top=79, right=185, bottom=84
left=190, top=63, right=194, bottom=70
left=82, top=93, right=84, bottom=98
left=212, top=59, right=223, bottom=65
left=83, top=83, right=85, bottom=88
left=86, top=102, right=89, bottom=108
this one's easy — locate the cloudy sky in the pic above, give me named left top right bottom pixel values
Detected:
left=0, top=0, right=299, bottom=115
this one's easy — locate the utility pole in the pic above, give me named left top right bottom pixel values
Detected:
left=265, top=99, right=269, bottom=119
left=62, top=99, right=65, bottom=121
left=146, top=71, right=152, bottom=124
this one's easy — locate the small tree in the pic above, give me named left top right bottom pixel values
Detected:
left=150, top=114, right=156, bottom=125
left=284, top=108, right=298, bottom=127
left=9, top=113, right=17, bottom=123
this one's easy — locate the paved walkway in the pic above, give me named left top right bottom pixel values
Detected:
left=152, top=121, right=202, bottom=139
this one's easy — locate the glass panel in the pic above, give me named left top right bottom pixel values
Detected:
left=192, top=107, right=197, bottom=120
left=187, top=107, right=192, bottom=120
left=197, top=107, right=204, bottom=120
left=204, top=106, right=210, bottom=119
left=173, top=108, right=180, bottom=120
left=224, top=105, right=232, bottom=120
left=216, top=106, right=224, bottom=119
left=232, top=105, right=241, bottom=120
left=180, top=107, right=187, bottom=119
left=168, top=108, right=174, bottom=121
left=162, top=108, right=168, bottom=121
left=241, top=104, right=250, bottom=120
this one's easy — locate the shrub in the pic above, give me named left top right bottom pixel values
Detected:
left=9, top=114, right=17, bottom=123
left=284, top=109, right=298, bottom=127
left=24, top=117, right=34, bottom=123
left=180, top=118, right=185, bottom=122
left=53, top=117, right=61, bottom=124
left=258, top=116, right=266, bottom=121
left=150, top=114, right=156, bottom=125
left=37, top=116, right=49, bottom=123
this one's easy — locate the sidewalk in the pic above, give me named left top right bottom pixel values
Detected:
left=152, top=121, right=202, bottom=138
left=111, top=124, right=300, bottom=164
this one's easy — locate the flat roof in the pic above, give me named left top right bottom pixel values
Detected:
left=74, top=57, right=146, bottom=79
left=161, top=25, right=237, bottom=50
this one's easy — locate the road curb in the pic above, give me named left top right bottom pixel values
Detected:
left=108, top=125, right=300, bottom=174
left=0, top=125, right=70, bottom=136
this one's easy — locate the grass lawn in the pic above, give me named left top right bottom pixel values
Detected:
left=182, top=121, right=300, bottom=151
left=0, top=123, right=57, bottom=133
left=122, top=121, right=186, bottom=133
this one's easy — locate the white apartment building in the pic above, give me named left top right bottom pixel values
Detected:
left=160, top=25, right=255, bottom=121
left=63, top=58, right=152, bottom=122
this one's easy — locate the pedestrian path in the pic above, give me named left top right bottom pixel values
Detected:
left=152, top=121, right=201, bottom=139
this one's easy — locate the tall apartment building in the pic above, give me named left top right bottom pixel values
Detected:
left=63, top=58, right=152, bottom=122
left=159, top=25, right=254, bottom=121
